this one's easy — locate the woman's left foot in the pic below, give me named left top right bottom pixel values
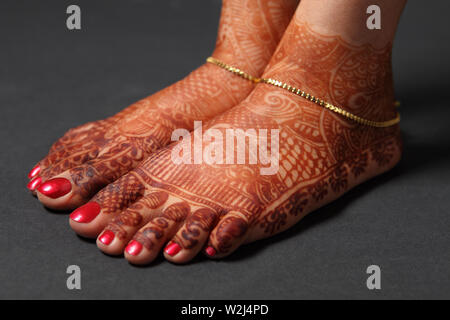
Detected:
left=27, top=0, right=298, bottom=211
left=67, top=19, right=402, bottom=264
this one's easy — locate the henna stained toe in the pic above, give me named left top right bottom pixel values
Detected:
left=30, top=119, right=113, bottom=187
left=36, top=176, right=74, bottom=210
left=124, top=201, right=191, bottom=265
left=205, top=212, right=250, bottom=258
left=28, top=165, right=41, bottom=180
left=96, top=190, right=169, bottom=255
left=164, top=208, right=220, bottom=264
left=69, top=173, right=145, bottom=238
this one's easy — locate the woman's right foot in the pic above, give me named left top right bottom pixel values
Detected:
left=28, top=0, right=299, bottom=211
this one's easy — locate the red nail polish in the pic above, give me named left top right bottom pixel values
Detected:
left=70, top=202, right=101, bottom=223
left=164, top=242, right=181, bottom=256
left=27, top=177, right=42, bottom=191
left=126, top=240, right=143, bottom=256
left=37, top=178, right=72, bottom=199
left=205, top=246, right=216, bottom=257
left=99, top=230, right=115, bottom=245
left=28, top=165, right=40, bottom=179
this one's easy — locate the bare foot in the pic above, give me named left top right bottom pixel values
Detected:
left=28, top=0, right=298, bottom=211
left=67, top=2, right=403, bottom=265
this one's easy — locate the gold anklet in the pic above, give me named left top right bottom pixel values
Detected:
left=206, top=57, right=261, bottom=84
left=207, top=57, right=400, bottom=128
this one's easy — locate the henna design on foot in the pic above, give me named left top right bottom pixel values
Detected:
left=75, top=9, right=403, bottom=265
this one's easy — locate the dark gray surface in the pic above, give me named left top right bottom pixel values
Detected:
left=0, top=0, right=449, bottom=299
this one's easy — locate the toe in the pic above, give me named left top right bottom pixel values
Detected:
left=27, top=120, right=113, bottom=195
left=27, top=176, right=43, bottom=193
left=96, top=191, right=169, bottom=255
left=164, top=208, right=219, bottom=264
left=36, top=175, right=75, bottom=210
left=37, top=151, right=139, bottom=210
left=204, top=211, right=249, bottom=259
left=27, top=164, right=41, bottom=180
left=69, top=172, right=145, bottom=238
left=124, top=201, right=190, bottom=265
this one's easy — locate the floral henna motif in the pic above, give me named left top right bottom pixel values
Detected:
left=370, top=139, right=396, bottom=167
left=260, top=210, right=287, bottom=235
left=260, top=191, right=308, bottom=234
left=349, top=152, right=368, bottom=178
left=328, top=165, right=349, bottom=194
left=309, top=180, right=329, bottom=202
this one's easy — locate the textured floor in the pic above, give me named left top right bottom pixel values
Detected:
left=0, top=0, right=449, bottom=299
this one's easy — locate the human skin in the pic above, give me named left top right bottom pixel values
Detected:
left=44, top=0, right=407, bottom=265
left=28, top=0, right=299, bottom=210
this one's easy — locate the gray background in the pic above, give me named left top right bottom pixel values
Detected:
left=0, top=0, right=449, bottom=299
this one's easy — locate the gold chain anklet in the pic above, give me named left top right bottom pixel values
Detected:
left=206, top=57, right=261, bottom=84
left=207, top=56, right=400, bottom=128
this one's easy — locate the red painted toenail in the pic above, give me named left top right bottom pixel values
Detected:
left=164, top=242, right=181, bottom=256
left=126, top=240, right=143, bottom=256
left=99, top=230, right=115, bottom=245
left=70, top=202, right=101, bottom=223
left=37, top=178, right=72, bottom=199
left=205, top=246, right=216, bottom=257
left=27, top=177, right=42, bottom=191
left=28, top=165, right=40, bottom=179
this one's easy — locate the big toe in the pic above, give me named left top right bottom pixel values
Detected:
left=36, top=158, right=126, bottom=211
left=36, top=174, right=77, bottom=210
left=68, top=172, right=145, bottom=238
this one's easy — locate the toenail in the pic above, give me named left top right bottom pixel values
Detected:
left=205, top=246, right=216, bottom=257
left=99, top=230, right=115, bottom=245
left=126, top=240, right=143, bottom=256
left=70, top=202, right=101, bottom=223
left=164, top=242, right=181, bottom=256
left=27, top=177, right=42, bottom=191
left=28, top=165, right=40, bottom=179
left=37, top=178, right=72, bottom=199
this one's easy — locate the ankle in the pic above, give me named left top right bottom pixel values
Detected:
left=296, top=0, right=406, bottom=48
left=263, top=22, right=397, bottom=122
left=211, top=0, right=298, bottom=76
